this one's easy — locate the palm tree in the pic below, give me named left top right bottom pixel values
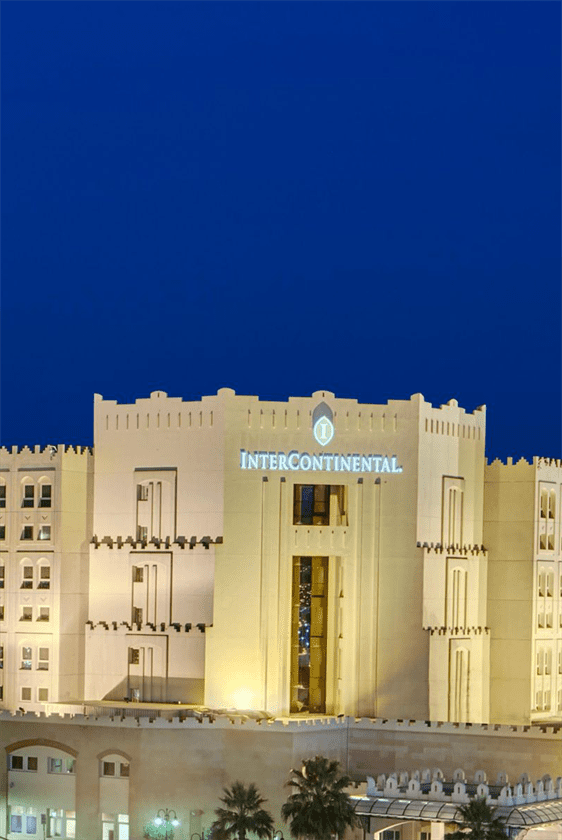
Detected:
left=281, top=756, right=359, bottom=840
left=449, top=798, right=506, bottom=840
left=211, top=781, right=274, bottom=840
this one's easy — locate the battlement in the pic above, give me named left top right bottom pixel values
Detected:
left=85, top=620, right=209, bottom=634
left=485, top=456, right=562, bottom=477
left=418, top=542, right=487, bottom=556
left=0, top=444, right=92, bottom=457
left=94, top=389, right=487, bottom=437
left=90, top=535, right=222, bottom=549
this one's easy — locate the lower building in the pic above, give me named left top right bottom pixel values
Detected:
left=1, top=712, right=562, bottom=840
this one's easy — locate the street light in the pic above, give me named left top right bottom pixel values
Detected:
left=154, top=809, right=180, bottom=840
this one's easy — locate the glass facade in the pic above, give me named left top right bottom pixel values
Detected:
left=290, top=556, right=328, bottom=713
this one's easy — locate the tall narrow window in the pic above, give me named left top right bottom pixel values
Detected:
left=39, top=485, right=52, bottom=508
left=39, top=566, right=51, bottom=589
left=293, top=486, right=330, bottom=525
left=0, top=485, right=6, bottom=507
left=0, top=567, right=5, bottom=588
left=290, top=556, right=328, bottom=713
left=21, top=566, right=33, bottom=589
left=22, top=485, right=34, bottom=508
left=38, top=648, right=49, bottom=670
left=21, top=647, right=32, bottom=670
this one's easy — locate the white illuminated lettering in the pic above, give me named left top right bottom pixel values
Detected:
left=288, top=451, right=299, bottom=470
left=248, top=452, right=259, bottom=469
left=239, top=449, right=404, bottom=474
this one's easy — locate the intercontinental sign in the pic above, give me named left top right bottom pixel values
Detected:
left=240, top=450, right=403, bottom=473
left=239, top=400, right=404, bottom=474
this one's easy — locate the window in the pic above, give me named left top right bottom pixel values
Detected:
left=48, top=810, right=76, bottom=839
left=293, top=485, right=330, bottom=525
left=9, top=806, right=36, bottom=834
left=39, top=566, right=51, bottom=589
left=38, top=607, right=50, bottom=622
left=39, top=485, right=52, bottom=508
left=9, top=755, right=37, bottom=771
left=132, top=566, right=143, bottom=583
left=129, top=648, right=140, bottom=665
left=0, top=526, right=5, bottom=540
left=38, top=688, right=49, bottom=702
left=47, top=757, right=75, bottom=775
left=21, top=647, right=32, bottom=669
left=38, top=526, right=51, bottom=541
left=0, top=567, right=4, bottom=587
left=22, top=485, right=34, bottom=508
left=21, top=687, right=31, bottom=701
left=382, top=832, right=401, bottom=840
left=102, top=815, right=129, bottom=840
left=21, top=526, right=33, bottom=541
left=137, top=484, right=149, bottom=501
left=38, top=648, right=49, bottom=670
left=0, top=485, right=6, bottom=507
left=549, top=490, right=556, bottom=519
left=132, top=607, right=142, bottom=625
left=137, top=526, right=148, bottom=541
left=101, top=760, right=129, bottom=778
left=22, top=566, right=33, bottom=589
left=0, top=606, right=5, bottom=621
left=11, top=806, right=24, bottom=833
left=0, top=645, right=4, bottom=669
left=21, top=607, right=32, bottom=622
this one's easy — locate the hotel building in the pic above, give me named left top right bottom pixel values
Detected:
left=0, top=387, right=561, bottom=840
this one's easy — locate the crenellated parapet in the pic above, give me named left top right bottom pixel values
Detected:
left=418, top=543, right=487, bottom=555
left=85, top=620, right=209, bottom=633
left=90, top=535, right=222, bottom=549
left=425, top=626, right=489, bottom=635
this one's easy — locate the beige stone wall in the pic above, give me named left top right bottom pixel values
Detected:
left=0, top=446, right=92, bottom=710
left=485, top=457, right=562, bottom=724
left=1, top=714, right=561, bottom=840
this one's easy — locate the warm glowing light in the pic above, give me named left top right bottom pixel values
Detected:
left=231, top=688, right=255, bottom=709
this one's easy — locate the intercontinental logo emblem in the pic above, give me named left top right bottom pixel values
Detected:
left=312, top=402, right=334, bottom=447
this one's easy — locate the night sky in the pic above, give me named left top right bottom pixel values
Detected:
left=2, top=2, right=560, bottom=460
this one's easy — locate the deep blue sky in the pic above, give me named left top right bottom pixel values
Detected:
left=2, top=1, right=560, bottom=460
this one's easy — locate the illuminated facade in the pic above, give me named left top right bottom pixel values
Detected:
left=0, top=388, right=560, bottom=726
left=0, top=445, right=92, bottom=711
